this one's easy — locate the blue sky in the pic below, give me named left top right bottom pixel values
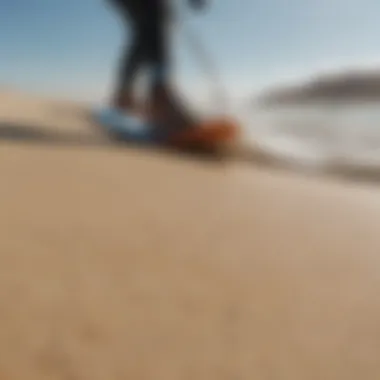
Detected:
left=1, top=0, right=380, bottom=103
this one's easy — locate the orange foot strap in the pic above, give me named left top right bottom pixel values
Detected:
left=168, top=118, right=239, bottom=148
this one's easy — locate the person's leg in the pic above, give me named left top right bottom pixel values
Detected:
left=143, top=15, right=237, bottom=146
left=141, top=7, right=172, bottom=123
left=110, top=0, right=147, bottom=111
left=142, top=4, right=198, bottom=134
left=113, top=29, right=144, bottom=109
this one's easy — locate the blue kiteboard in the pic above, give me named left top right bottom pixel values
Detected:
left=94, top=107, right=163, bottom=144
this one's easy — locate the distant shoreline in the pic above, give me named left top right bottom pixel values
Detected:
left=258, top=68, right=380, bottom=105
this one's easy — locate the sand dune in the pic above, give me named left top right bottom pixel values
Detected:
left=1, top=91, right=380, bottom=379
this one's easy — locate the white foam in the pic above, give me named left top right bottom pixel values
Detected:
left=239, top=103, right=380, bottom=174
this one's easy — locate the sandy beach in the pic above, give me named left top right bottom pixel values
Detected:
left=1, top=91, right=380, bottom=379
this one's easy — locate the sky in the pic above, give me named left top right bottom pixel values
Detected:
left=2, top=0, right=380, bottom=105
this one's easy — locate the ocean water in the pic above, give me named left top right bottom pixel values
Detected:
left=239, top=102, right=380, bottom=173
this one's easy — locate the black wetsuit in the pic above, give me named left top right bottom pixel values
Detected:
left=110, top=0, right=170, bottom=94
left=109, top=0, right=204, bottom=96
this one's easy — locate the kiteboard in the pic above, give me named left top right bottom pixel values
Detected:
left=93, top=107, right=239, bottom=153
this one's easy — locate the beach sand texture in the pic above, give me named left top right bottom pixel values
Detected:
left=1, top=91, right=380, bottom=379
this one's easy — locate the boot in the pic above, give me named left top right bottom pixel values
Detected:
left=112, top=92, right=137, bottom=113
left=147, top=83, right=197, bottom=134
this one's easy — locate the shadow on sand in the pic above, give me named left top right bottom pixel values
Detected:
left=0, top=121, right=225, bottom=163
left=0, top=122, right=106, bottom=147
left=3, top=121, right=380, bottom=184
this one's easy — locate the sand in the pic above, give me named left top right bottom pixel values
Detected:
left=1, top=91, right=380, bottom=379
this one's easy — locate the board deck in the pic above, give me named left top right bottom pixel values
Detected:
left=94, top=108, right=159, bottom=143
left=93, top=107, right=239, bottom=156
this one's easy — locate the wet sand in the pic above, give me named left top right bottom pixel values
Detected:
left=1, top=91, right=380, bottom=379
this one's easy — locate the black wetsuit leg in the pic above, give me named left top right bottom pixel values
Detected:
left=111, top=0, right=170, bottom=95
